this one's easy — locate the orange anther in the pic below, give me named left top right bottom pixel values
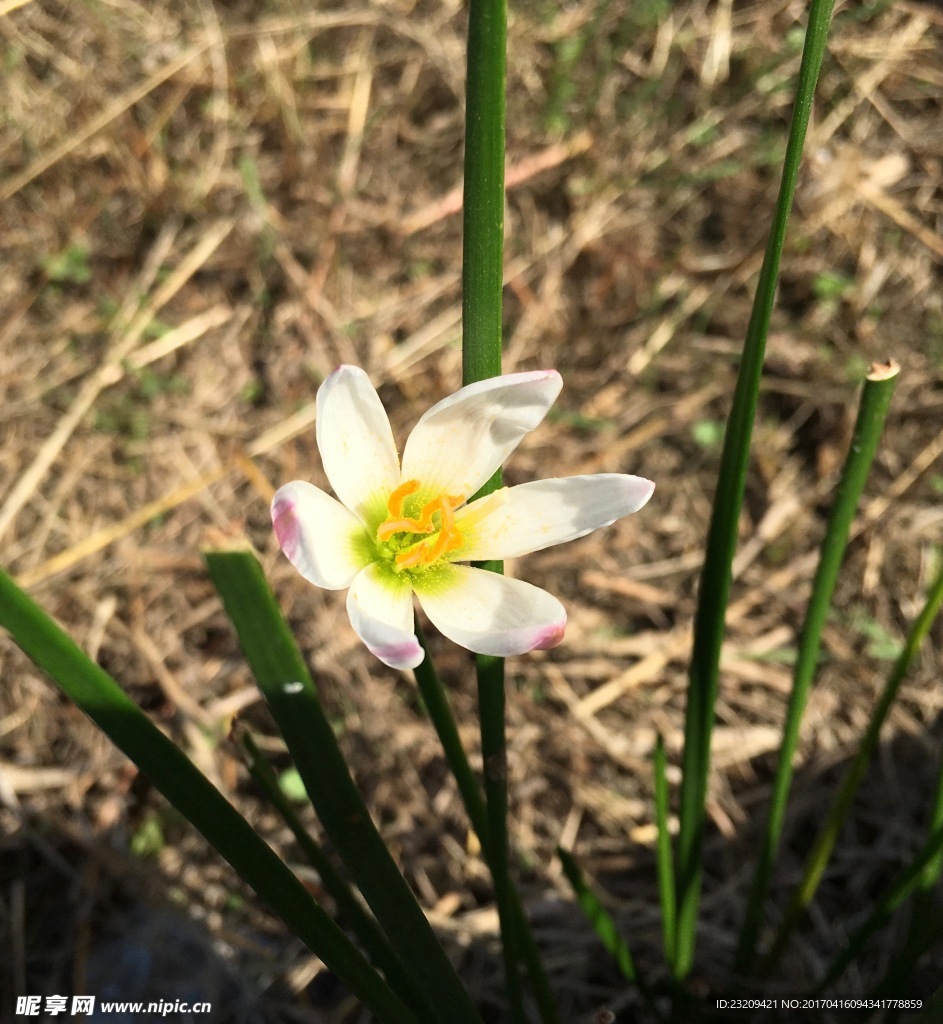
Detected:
left=436, top=496, right=455, bottom=532
left=387, top=479, right=421, bottom=517
left=377, top=517, right=420, bottom=542
left=423, top=532, right=450, bottom=564
left=395, top=545, right=427, bottom=569
left=423, top=502, right=451, bottom=562
left=416, top=497, right=464, bottom=565
left=414, top=502, right=438, bottom=533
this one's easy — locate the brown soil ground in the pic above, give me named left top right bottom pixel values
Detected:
left=1, top=0, right=942, bottom=1021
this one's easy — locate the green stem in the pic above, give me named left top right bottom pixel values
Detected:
left=462, top=0, right=506, bottom=389
left=673, top=0, right=836, bottom=979
left=735, top=362, right=900, bottom=973
left=413, top=624, right=561, bottom=1024
left=764, top=557, right=943, bottom=974
left=476, top=651, right=524, bottom=1022
left=462, top=0, right=520, bottom=1016
left=0, top=569, right=420, bottom=1024
left=413, top=624, right=490, bottom=844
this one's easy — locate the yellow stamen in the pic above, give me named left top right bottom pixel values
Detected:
left=391, top=495, right=466, bottom=569
left=413, top=500, right=439, bottom=533
left=377, top=479, right=430, bottom=541
left=420, top=498, right=459, bottom=564
left=377, top=483, right=468, bottom=569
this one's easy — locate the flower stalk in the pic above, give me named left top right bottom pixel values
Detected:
left=462, top=0, right=507, bottom=392
left=461, top=0, right=518, bottom=1013
left=413, top=623, right=562, bottom=1024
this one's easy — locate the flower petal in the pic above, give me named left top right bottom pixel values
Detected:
left=272, top=481, right=371, bottom=590
left=347, top=563, right=423, bottom=669
left=414, top=564, right=566, bottom=657
left=400, top=370, right=562, bottom=500
left=456, top=474, right=655, bottom=560
left=316, top=365, right=401, bottom=521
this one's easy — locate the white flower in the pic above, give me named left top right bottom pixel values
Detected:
left=271, top=366, right=654, bottom=670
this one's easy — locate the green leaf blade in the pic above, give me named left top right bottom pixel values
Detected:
left=205, top=549, right=484, bottom=1024
left=0, top=568, right=420, bottom=1024
left=674, top=0, right=838, bottom=979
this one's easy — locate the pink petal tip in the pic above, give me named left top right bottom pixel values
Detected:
left=371, top=638, right=424, bottom=670
left=271, top=497, right=299, bottom=559
left=531, top=618, right=567, bottom=651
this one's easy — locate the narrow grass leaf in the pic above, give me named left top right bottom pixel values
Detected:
left=674, top=0, right=837, bottom=978
left=653, top=735, right=677, bottom=968
left=557, top=847, right=640, bottom=985
left=204, top=549, right=484, bottom=1024
left=919, top=672, right=943, bottom=889
left=735, top=361, right=900, bottom=972
left=868, top=900, right=943, bottom=1006
left=764, top=557, right=943, bottom=974
left=239, top=732, right=438, bottom=1024
left=870, top=631, right=943, bottom=1011
left=910, top=983, right=943, bottom=1024
left=557, top=846, right=663, bottom=1021
left=0, top=568, right=420, bottom=1024
left=814, top=820, right=943, bottom=992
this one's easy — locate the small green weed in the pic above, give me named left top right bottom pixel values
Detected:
left=42, top=243, right=91, bottom=285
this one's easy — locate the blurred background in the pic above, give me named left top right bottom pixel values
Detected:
left=1, top=0, right=942, bottom=1019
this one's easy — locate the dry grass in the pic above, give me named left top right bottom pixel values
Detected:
left=1, top=0, right=942, bottom=1020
